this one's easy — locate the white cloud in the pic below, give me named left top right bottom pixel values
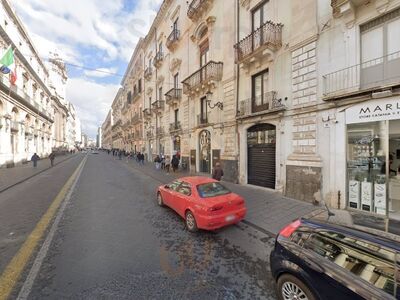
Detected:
left=12, top=0, right=164, bottom=137
left=66, top=77, right=119, bottom=138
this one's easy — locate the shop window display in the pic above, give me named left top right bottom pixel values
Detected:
left=347, top=121, right=387, bottom=214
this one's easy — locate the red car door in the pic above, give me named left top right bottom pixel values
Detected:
left=174, top=181, right=192, bottom=217
left=163, top=180, right=181, bottom=207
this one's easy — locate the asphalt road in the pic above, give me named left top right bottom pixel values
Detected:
left=1, top=153, right=277, bottom=300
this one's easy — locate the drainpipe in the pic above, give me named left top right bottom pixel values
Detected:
left=235, top=0, right=240, bottom=184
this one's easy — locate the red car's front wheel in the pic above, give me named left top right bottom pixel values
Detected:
left=185, top=211, right=198, bottom=232
left=157, top=192, right=164, bottom=207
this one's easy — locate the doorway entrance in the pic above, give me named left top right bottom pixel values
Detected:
left=199, top=130, right=211, bottom=173
left=247, top=124, right=276, bottom=189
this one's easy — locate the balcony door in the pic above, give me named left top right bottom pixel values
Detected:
left=174, top=73, right=179, bottom=91
left=252, top=69, right=269, bottom=113
left=252, top=1, right=269, bottom=49
left=361, top=12, right=400, bottom=89
left=200, top=40, right=209, bottom=82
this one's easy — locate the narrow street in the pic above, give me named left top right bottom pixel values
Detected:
left=0, top=153, right=277, bottom=299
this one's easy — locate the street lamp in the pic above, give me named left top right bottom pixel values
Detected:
left=206, top=91, right=223, bottom=110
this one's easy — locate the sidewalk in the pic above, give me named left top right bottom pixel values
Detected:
left=120, top=155, right=320, bottom=236
left=0, top=153, right=77, bottom=193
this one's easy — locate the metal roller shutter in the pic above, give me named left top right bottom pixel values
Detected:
left=248, top=144, right=275, bottom=188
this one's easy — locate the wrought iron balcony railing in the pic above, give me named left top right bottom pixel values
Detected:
left=165, top=88, right=182, bottom=105
left=182, top=61, right=223, bottom=94
left=169, top=121, right=182, bottom=133
left=196, top=114, right=208, bottom=126
left=166, top=29, right=180, bottom=50
left=237, top=91, right=285, bottom=118
left=151, top=100, right=165, bottom=113
left=234, top=21, right=283, bottom=63
left=322, top=50, right=400, bottom=98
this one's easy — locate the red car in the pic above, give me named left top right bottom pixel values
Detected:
left=157, top=176, right=247, bottom=232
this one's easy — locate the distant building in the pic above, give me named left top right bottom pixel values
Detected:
left=96, top=127, right=102, bottom=148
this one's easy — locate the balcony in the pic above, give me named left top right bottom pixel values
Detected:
left=143, top=108, right=152, bottom=120
left=10, top=120, right=19, bottom=132
left=196, top=114, right=208, bottom=127
left=144, top=66, right=153, bottom=80
left=166, top=29, right=180, bottom=51
left=182, top=61, right=223, bottom=95
left=153, top=51, right=164, bottom=69
left=237, top=91, right=285, bottom=118
left=322, top=50, right=400, bottom=99
left=169, top=121, right=182, bottom=134
left=187, top=0, right=213, bottom=21
left=234, top=21, right=283, bottom=66
left=165, top=88, right=182, bottom=106
left=131, top=113, right=143, bottom=125
left=151, top=100, right=165, bottom=114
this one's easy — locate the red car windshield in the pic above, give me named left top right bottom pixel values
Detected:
left=197, top=182, right=231, bottom=198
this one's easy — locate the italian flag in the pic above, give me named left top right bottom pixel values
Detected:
left=0, top=45, right=17, bottom=85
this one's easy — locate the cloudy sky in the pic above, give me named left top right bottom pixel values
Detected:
left=13, top=0, right=163, bottom=138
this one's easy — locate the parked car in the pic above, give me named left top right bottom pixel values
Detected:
left=270, top=210, right=400, bottom=300
left=157, top=177, right=247, bottom=232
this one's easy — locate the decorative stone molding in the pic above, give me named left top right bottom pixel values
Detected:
left=169, top=58, right=182, bottom=72
left=170, top=5, right=180, bottom=21
left=375, top=0, right=390, bottom=14
left=206, top=16, right=216, bottom=26
left=240, top=0, right=250, bottom=10
left=146, top=87, right=153, bottom=95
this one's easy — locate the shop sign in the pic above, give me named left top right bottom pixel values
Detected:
left=346, top=98, right=400, bottom=124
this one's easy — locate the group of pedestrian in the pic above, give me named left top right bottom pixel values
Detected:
left=30, top=151, right=56, bottom=168
left=154, top=154, right=180, bottom=173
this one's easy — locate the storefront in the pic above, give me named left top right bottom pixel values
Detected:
left=346, top=97, right=400, bottom=219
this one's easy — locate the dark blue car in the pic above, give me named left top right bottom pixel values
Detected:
left=270, top=210, right=400, bottom=300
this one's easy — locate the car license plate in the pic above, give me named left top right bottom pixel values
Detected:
left=225, top=215, right=235, bottom=222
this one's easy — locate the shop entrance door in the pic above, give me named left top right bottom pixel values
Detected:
left=247, top=124, right=276, bottom=189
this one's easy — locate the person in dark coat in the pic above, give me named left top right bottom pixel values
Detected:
left=31, top=153, right=40, bottom=168
left=49, top=152, right=56, bottom=167
left=212, top=162, right=224, bottom=181
left=171, top=155, right=179, bottom=173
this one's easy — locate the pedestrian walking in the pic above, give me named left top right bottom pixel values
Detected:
left=212, top=162, right=224, bottom=181
left=31, top=153, right=40, bottom=168
left=171, top=155, right=179, bottom=173
left=49, top=151, right=56, bottom=167
left=165, top=155, right=171, bottom=174
left=161, top=155, right=165, bottom=170
left=154, top=155, right=161, bottom=170
left=140, top=153, right=145, bottom=165
left=118, top=150, right=122, bottom=160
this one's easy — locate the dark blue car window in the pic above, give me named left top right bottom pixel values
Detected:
left=303, top=231, right=397, bottom=297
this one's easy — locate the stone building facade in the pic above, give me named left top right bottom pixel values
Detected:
left=104, top=0, right=400, bottom=218
left=0, top=0, right=80, bottom=167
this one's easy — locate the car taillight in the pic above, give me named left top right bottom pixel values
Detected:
left=208, top=205, right=223, bottom=212
left=237, top=199, right=244, bottom=206
left=279, top=219, right=301, bottom=238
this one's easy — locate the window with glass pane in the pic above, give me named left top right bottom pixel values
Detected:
left=252, top=69, right=269, bottom=112
left=347, top=121, right=387, bottom=213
